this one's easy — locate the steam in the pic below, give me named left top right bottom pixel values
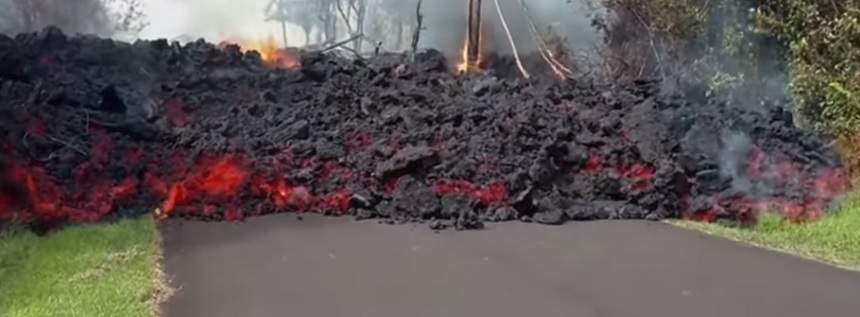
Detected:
left=0, top=0, right=603, bottom=64
left=140, top=0, right=602, bottom=57
left=719, top=131, right=755, bottom=193
left=409, top=0, right=600, bottom=56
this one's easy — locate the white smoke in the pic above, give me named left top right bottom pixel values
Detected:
left=137, top=0, right=600, bottom=55
left=719, top=131, right=754, bottom=192
left=140, top=0, right=303, bottom=43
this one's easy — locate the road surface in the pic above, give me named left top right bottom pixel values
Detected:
left=160, top=214, right=860, bottom=317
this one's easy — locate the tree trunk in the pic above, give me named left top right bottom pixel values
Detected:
left=394, top=20, right=404, bottom=51
left=280, top=21, right=289, bottom=48
left=354, top=0, right=367, bottom=52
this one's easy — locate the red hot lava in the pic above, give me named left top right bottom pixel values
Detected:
left=3, top=129, right=141, bottom=223
left=683, top=146, right=849, bottom=223
left=432, top=180, right=509, bottom=206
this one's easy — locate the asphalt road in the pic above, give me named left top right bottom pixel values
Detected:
left=160, top=214, right=860, bottom=317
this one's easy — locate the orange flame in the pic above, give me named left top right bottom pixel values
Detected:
left=224, top=35, right=300, bottom=70
left=457, top=38, right=470, bottom=73
left=456, top=29, right=486, bottom=73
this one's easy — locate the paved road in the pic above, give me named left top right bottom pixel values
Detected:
left=160, top=214, right=860, bottom=317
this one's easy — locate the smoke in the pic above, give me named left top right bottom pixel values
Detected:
left=400, top=0, right=601, bottom=57
left=140, top=0, right=298, bottom=42
left=1, top=0, right=602, bottom=61
left=719, top=131, right=754, bottom=193
left=139, top=0, right=601, bottom=57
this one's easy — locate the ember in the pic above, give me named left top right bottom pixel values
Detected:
left=0, top=28, right=850, bottom=229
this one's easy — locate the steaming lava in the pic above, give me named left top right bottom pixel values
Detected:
left=0, top=28, right=850, bottom=230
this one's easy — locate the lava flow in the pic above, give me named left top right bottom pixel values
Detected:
left=0, top=28, right=852, bottom=229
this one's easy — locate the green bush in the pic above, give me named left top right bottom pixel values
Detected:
left=597, top=0, right=860, bottom=137
left=757, top=1, right=860, bottom=136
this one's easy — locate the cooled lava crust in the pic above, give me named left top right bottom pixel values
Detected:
left=0, top=28, right=848, bottom=230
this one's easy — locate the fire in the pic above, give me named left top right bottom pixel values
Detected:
left=456, top=38, right=470, bottom=73
left=457, top=0, right=485, bottom=73
left=224, top=35, right=300, bottom=70
left=455, top=30, right=486, bottom=74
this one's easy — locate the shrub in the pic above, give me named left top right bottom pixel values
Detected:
left=594, top=0, right=860, bottom=139
left=756, top=1, right=860, bottom=136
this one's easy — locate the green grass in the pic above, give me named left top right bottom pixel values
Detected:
left=674, top=192, right=860, bottom=270
left=0, top=217, right=162, bottom=317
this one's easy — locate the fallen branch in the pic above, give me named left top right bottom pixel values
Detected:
left=317, top=34, right=364, bottom=53
left=630, top=7, right=664, bottom=79
left=517, top=0, right=573, bottom=78
left=46, top=134, right=87, bottom=156
left=493, top=0, right=530, bottom=79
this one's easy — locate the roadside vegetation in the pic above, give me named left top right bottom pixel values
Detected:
left=0, top=217, right=162, bottom=317
left=595, top=0, right=860, bottom=267
left=675, top=191, right=860, bottom=270
left=596, top=0, right=860, bottom=140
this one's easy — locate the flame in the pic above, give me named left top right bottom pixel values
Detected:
left=224, top=35, right=300, bottom=70
left=457, top=38, right=470, bottom=73
left=456, top=33, right=487, bottom=74
left=456, top=0, right=486, bottom=74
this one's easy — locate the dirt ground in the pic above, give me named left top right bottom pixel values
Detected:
left=160, top=215, right=860, bottom=317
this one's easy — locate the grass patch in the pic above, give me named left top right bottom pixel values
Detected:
left=674, top=192, right=860, bottom=270
left=0, top=217, right=162, bottom=317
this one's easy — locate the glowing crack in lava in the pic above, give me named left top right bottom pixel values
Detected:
left=432, top=180, right=509, bottom=206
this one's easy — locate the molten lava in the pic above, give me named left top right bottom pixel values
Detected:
left=432, top=180, right=509, bottom=206
left=157, top=155, right=249, bottom=218
left=681, top=145, right=850, bottom=223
